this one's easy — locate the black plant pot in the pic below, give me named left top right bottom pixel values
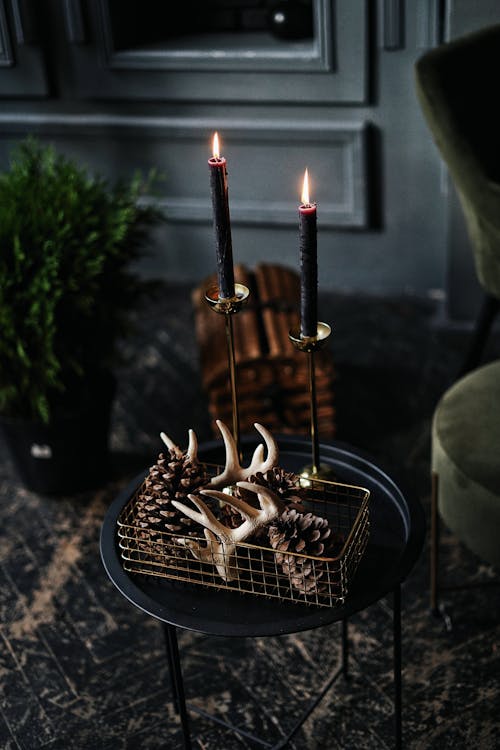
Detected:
left=0, top=373, right=116, bottom=495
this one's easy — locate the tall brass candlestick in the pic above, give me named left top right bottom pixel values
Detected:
left=205, top=283, right=249, bottom=457
left=289, top=323, right=334, bottom=482
left=292, top=170, right=334, bottom=481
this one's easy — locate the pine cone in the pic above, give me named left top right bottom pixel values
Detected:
left=135, top=447, right=208, bottom=535
left=219, top=466, right=305, bottom=544
left=235, top=467, right=307, bottom=511
left=218, top=492, right=245, bottom=529
left=268, top=509, right=342, bottom=596
left=218, top=467, right=307, bottom=542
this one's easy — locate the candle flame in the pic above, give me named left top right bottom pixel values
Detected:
left=301, top=168, right=310, bottom=205
left=213, top=132, right=220, bottom=159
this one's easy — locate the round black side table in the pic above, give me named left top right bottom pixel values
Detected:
left=101, top=437, right=425, bottom=749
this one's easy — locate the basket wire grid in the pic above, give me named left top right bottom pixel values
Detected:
left=117, top=464, right=370, bottom=608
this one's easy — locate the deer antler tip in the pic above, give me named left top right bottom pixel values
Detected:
left=160, top=431, right=176, bottom=450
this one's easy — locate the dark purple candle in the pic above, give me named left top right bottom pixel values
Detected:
left=299, top=168, right=318, bottom=338
left=208, top=132, right=235, bottom=300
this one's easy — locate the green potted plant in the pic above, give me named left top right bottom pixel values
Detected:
left=0, top=138, right=162, bottom=493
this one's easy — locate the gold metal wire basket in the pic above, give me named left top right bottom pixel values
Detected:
left=117, top=468, right=370, bottom=608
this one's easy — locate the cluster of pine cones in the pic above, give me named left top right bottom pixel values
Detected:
left=134, top=445, right=342, bottom=595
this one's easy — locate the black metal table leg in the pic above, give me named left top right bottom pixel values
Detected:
left=342, top=618, right=349, bottom=678
left=163, top=623, right=180, bottom=715
left=393, top=584, right=402, bottom=750
left=165, top=624, right=193, bottom=750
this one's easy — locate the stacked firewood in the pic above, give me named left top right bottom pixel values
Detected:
left=191, top=264, right=335, bottom=438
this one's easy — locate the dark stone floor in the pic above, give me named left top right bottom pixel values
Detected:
left=1, top=281, right=499, bottom=749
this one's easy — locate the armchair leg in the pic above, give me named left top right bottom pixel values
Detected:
left=430, top=472, right=452, bottom=631
left=430, top=472, right=439, bottom=614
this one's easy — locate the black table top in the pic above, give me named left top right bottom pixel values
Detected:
left=100, top=436, right=425, bottom=637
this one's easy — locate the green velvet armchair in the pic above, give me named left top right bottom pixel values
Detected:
left=415, top=23, right=500, bottom=373
left=415, top=25, right=500, bottom=619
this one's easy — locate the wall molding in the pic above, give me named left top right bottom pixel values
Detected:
left=171, top=119, right=367, bottom=228
left=98, top=0, right=334, bottom=74
left=64, top=0, right=366, bottom=104
left=63, top=0, right=87, bottom=45
left=0, top=113, right=368, bottom=229
left=416, top=0, right=443, bottom=49
left=0, top=0, right=13, bottom=67
left=382, top=0, right=404, bottom=50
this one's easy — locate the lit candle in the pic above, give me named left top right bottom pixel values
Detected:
left=299, top=168, right=318, bottom=338
left=208, top=132, right=235, bottom=299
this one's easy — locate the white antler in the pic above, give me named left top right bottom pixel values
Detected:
left=210, top=420, right=278, bottom=488
left=158, top=420, right=279, bottom=580
left=159, top=420, right=278, bottom=488
left=160, top=429, right=198, bottom=461
left=172, top=481, right=284, bottom=581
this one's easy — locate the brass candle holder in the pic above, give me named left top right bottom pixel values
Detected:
left=205, top=283, right=250, bottom=457
left=289, top=322, right=336, bottom=484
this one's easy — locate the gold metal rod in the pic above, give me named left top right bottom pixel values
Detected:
left=225, top=312, right=241, bottom=458
left=205, top=284, right=249, bottom=463
left=308, top=350, right=320, bottom=474
left=430, top=471, right=439, bottom=612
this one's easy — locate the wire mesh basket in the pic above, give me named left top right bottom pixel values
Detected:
left=117, top=467, right=370, bottom=608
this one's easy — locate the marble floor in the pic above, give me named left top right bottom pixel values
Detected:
left=0, top=282, right=499, bottom=749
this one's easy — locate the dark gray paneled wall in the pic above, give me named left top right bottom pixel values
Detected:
left=0, top=1, right=498, bottom=320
